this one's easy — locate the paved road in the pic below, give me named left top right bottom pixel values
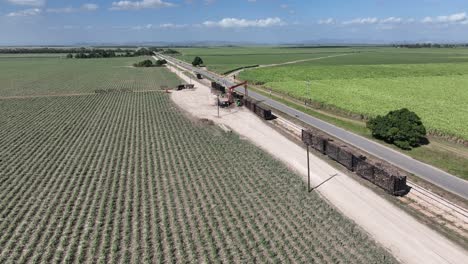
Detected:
left=157, top=54, right=468, bottom=200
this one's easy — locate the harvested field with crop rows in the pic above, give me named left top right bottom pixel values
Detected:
left=0, top=92, right=396, bottom=263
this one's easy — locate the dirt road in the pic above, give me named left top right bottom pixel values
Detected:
left=226, top=53, right=351, bottom=77
left=166, top=63, right=468, bottom=264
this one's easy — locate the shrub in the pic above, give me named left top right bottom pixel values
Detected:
left=192, top=56, right=204, bottom=67
left=155, top=59, right=167, bottom=66
left=162, top=49, right=180, bottom=55
left=367, top=108, right=427, bottom=150
left=133, top=60, right=154, bottom=67
left=134, top=48, right=153, bottom=56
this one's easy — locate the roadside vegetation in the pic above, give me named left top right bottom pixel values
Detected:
left=249, top=86, right=468, bottom=180
left=191, top=56, right=204, bottom=66
left=133, top=59, right=167, bottom=67
left=367, top=108, right=427, bottom=150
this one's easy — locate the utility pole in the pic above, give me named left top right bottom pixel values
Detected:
left=307, top=144, right=311, bottom=192
left=217, top=94, right=220, bottom=118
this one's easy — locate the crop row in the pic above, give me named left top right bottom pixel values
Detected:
left=0, top=57, right=180, bottom=97
left=0, top=92, right=396, bottom=263
left=176, top=46, right=468, bottom=74
left=240, top=62, right=468, bottom=83
left=240, top=73, right=468, bottom=141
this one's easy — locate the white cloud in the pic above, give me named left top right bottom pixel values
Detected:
left=130, top=24, right=150, bottom=30
left=338, top=16, right=415, bottom=26
left=159, top=23, right=187, bottom=28
left=63, top=25, right=78, bottom=29
left=6, top=0, right=44, bottom=6
left=203, top=17, right=284, bottom=28
left=376, top=24, right=396, bottom=31
left=81, top=3, right=99, bottom=11
left=439, top=12, right=466, bottom=23
left=46, top=4, right=98, bottom=14
left=421, top=17, right=433, bottom=23
left=380, top=17, right=403, bottom=24
left=343, top=17, right=378, bottom=25
left=421, top=12, right=467, bottom=24
left=318, top=18, right=335, bottom=25
left=128, top=23, right=188, bottom=30
left=46, top=7, right=75, bottom=13
left=47, top=25, right=82, bottom=30
left=110, top=0, right=175, bottom=10
left=6, top=8, right=41, bottom=17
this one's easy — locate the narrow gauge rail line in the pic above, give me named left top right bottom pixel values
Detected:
left=407, top=182, right=468, bottom=220
left=157, top=52, right=468, bottom=200
left=158, top=53, right=468, bottom=224
left=276, top=115, right=468, bottom=220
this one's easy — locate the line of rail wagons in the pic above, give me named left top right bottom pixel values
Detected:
left=302, top=129, right=408, bottom=196
left=211, top=81, right=407, bottom=196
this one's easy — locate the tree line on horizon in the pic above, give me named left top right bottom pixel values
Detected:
left=69, top=48, right=180, bottom=59
left=0, top=47, right=180, bottom=57
left=392, top=43, right=468, bottom=48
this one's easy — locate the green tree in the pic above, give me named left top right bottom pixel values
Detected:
left=162, top=49, right=180, bottom=55
left=155, top=59, right=167, bottom=66
left=367, top=108, right=427, bottom=150
left=133, top=60, right=154, bottom=67
left=134, top=48, right=152, bottom=56
left=66, top=53, right=73, bottom=59
left=192, top=56, right=204, bottom=67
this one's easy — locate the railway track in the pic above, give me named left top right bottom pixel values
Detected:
left=158, top=53, right=468, bottom=199
left=161, top=53, right=468, bottom=234
left=164, top=58, right=468, bottom=261
left=407, top=181, right=468, bottom=220
left=274, top=114, right=468, bottom=225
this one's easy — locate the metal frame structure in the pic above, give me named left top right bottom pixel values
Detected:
left=227, top=81, right=248, bottom=104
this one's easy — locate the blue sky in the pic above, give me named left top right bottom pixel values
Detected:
left=1, top=0, right=468, bottom=45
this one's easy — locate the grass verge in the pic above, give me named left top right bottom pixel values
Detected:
left=250, top=86, right=468, bottom=181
